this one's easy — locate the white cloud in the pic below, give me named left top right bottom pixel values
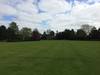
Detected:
left=44, top=1, right=100, bottom=31
left=16, top=1, right=38, bottom=14
left=0, top=0, right=10, bottom=3
left=0, top=4, right=17, bottom=15
left=70, top=1, right=100, bottom=27
left=0, top=0, right=100, bottom=32
left=39, top=0, right=71, bottom=14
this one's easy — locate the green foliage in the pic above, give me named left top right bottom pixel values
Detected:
left=46, top=29, right=55, bottom=40
left=32, top=29, right=41, bottom=41
left=41, top=31, right=47, bottom=40
left=20, top=27, right=32, bottom=41
left=9, top=22, right=19, bottom=35
left=76, top=29, right=87, bottom=40
left=0, top=25, right=6, bottom=41
left=6, top=27, right=17, bottom=41
left=0, top=22, right=100, bottom=41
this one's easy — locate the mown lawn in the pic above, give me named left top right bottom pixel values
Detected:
left=0, top=40, right=100, bottom=75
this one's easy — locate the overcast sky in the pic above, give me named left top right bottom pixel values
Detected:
left=0, top=0, right=100, bottom=32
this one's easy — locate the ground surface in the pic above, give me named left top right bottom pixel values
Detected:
left=0, top=40, right=100, bottom=75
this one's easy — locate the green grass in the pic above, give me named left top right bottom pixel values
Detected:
left=0, top=40, right=100, bottom=75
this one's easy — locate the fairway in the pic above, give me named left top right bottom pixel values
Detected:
left=0, top=41, right=100, bottom=75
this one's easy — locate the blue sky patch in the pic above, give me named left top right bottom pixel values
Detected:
left=2, top=15, right=16, bottom=21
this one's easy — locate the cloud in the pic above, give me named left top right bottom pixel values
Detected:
left=0, top=0, right=100, bottom=33
left=0, top=3, right=17, bottom=15
left=70, top=1, right=100, bottom=27
left=16, top=1, right=38, bottom=14
left=41, top=0, right=100, bottom=32
left=39, top=0, right=71, bottom=14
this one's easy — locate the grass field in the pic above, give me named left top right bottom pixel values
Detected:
left=0, top=40, right=100, bottom=75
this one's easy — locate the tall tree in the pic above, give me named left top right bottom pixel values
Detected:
left=55, top=32, right=64, bottom=40
left=70, top=29, right=75, bottom=40
left=45, top=29, right=55, bottom=40
left=89, top=27, right=98, bottom=40
left=63, top=29, right=71, bottom=40
left=48, top=30, right=55, bottom=40
left=81, top=24, right=94, bottom=35
left=0, top=25, right=6, bottom=41
left=76, top=29, right=87, bottom=40
left=6, top=28, right=16, bottom=41
left=55, top=29, right=75, bottom=40
left=9, top=22, right=19, bottom=35
left=32, top=29, right=41, bottom=41
left=41, top=31, right=47, bottom=40
left=20, top=27, right=32, bottom=41
left=98, top=28, right=100, bottom=40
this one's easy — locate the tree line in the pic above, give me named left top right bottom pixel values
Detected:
left=0, top=22, right=100, bottom=42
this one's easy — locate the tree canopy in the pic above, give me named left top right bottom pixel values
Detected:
left=0, top=22, right=100, bottom=42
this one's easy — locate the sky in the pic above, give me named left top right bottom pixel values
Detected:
left=0, top=0, right=100, bottom=32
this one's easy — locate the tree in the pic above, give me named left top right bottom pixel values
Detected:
left=76, top=29, right=87, bottom=40
left=6, top=27, right=16, bottom=41
left=63, top=29, right=72, bottom=40
left=55, top=32, right=64, bottom=40
left=89, top=27, right=98, bottom=40
left=45, top=29, right=55, bottom=40
left=98, top=28, right=100, bottom=40
left=98, top=28, right=100, bottom=32
left=48, top=30, right=55, bottom=40
left=55, top=29, right=75, bottom=40
left=9, top=22, right=19, bottom=35
left=6, top=22, right=19, bottom=41
left=20, top=27, right=32, bottom=41
left=70, top=29, right=75, bottom=40
left=41, top=31, right=47, bottom=40
left=32, top=29, right=41, bottom=41
left=0, top=25, right=6, bottom=41
left=81, top=24, right=94, bottom=35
